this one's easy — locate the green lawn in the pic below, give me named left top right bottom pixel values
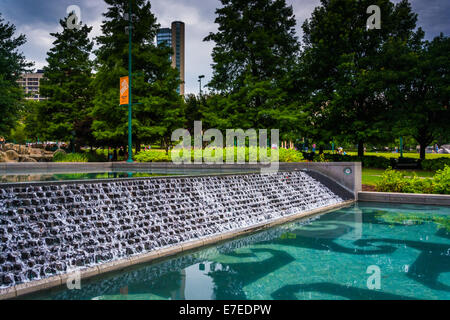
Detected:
left=337, top=151, right=450, bottom=159
left=362, top=168, right=436, bottom=186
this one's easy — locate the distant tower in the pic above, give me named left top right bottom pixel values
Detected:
left=171, top=21, right=185, bottom=95
left=157, top=21, right=185, bottom=95
left=156, top=28, right=172, bottom=47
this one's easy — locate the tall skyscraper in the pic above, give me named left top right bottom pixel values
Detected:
left=157, top=21, right=185, bottom=95
left=156, top=28, right=171, bottom=47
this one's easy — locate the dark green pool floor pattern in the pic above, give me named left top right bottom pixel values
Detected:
left=23, top=202, right=450, bottom=300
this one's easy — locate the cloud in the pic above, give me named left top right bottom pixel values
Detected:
left=14, top=23, right=56, bottom=70
left=1, top=0, right=448, bottom=93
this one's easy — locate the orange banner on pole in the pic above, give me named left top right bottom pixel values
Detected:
left=120, top=76, right=129, bottom=105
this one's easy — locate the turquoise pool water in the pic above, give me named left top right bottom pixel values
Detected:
left=23, top=202, right=450, bottom=300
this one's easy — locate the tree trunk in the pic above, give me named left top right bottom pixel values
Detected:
left=357, top=140, right=364, bottom=157
left=319, top=145, right=324, bottom=154
left=164, top=138, right=169, bottom=155
left=419, top=142, right=427, bottom=160
left=135, top=140, right=141, bottom=154
left=415, top=127, right=433, bottom=161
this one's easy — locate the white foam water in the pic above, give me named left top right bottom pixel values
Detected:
left=0, top=171, right=343, bottom=288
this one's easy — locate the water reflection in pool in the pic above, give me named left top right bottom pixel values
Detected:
left=22, top=202, right=450, bottom=300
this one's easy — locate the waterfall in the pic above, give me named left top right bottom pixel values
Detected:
left=0, top=171, right=344, bottom=288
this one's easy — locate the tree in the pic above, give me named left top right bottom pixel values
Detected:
left=91, top=0, right=185, bottom=153
left=38, top=16, right=94, bottom=149
left=391, top=34, right=450, bottom=159
left=204, top=0, right=300, bottom=132
left=301, top=0, right=419, bottom=156
left=184, top=94, right=207, bottom=133
left=0, top=13, right=32, bottom=136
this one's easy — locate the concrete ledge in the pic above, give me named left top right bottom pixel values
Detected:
left=157, top=245, right=183, bottom=257
left=13, top=276, right=62, bottom=298
left=182, top=239, right=205, bottom=252
left=0, top=286, right=17, bottom=300
left=128, top=251, right=160, bottom=265
left=4, top=200, right=354, bottom=299
left=97, top=259, right=132, bottom=275
left=0, top=162, right=362, bottom=197
left=358, top=191, right=450, bottom=206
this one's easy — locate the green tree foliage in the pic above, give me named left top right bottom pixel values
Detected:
left=184, top=94, right=207, bottom=133
left=204, top=0, right=301, bottom=134
left=390, top=34, right=450, bottom=160
left=0, top=13, right=32, bottom=136
left=9, top=122, right=27, bottom=144
left=37, top=16, right=94, bottom=148
left=22, top=100, right=45, bottom=140
left=301, top=0, right=419, bottom=156
left=91, top=0, right=185, bottom=152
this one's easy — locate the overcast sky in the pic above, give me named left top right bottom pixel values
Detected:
left=1, top=0, right=449, bottom=94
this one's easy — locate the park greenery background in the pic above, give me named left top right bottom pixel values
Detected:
left=0, top=0, right=449, bottom=193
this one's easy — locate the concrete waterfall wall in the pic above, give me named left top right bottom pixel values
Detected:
left=0, top=171, right=349, bottom=290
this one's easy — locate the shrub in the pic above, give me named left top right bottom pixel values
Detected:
left=313, top=154, right=391, bottom=168
left=433, top=165, right=450, bottom=194
left=84, top=150, right=108, bottom=162
left=421, top=158, right=450, bottom=171
left=278, top=148, right=304, bottom=162
left=362, top=156, right=391, bottom=169
left=312, top=153, right=450, bottom=171
left=52, top=149, right=66, bottom=160
left=134, top=150, right=170, bottom=162
left=135, top=147, right=304, bottom=163
left=53, top=152, right=88, bottom=162
left=375, top=167, right=407, bottom=192
left=401, top=174, right=434, bottom=194
left=375, top=165, right=450, bottom=194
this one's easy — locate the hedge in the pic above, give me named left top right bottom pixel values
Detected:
left=134, top=147, right=304, bottom=163
left=421, top=158, right=450, bottom=171
left=313, top=153, right=450, bottom=171
left=375, top=166, right=450, bottom=194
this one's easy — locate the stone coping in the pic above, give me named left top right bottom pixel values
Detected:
left=0, top=200, right=354, bottom=300
left=0, top=162, right=361, bottom=197
left=0, top=171, right=259, bottom=189
left=0, top=169, right=355, bottom=202
left=358, top=191, right=450, bottom=206
left=0, top=161, right=359, bottom=172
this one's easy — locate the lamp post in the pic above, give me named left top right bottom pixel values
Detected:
left=198, top=75, right=205, bottom=95
left=400, top=137, right=403, bottom=158
left=124, top=0, right=133, bottom=163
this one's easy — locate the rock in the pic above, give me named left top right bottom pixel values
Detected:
left=0, top=151, right=6, bottom=162
left=20, top=156, right=38, bottom=163
left=29, top=148, right=44, bottom=155
left=5, top=150, right=19, bottom=161
left=18, top=145, right=28, bottom=155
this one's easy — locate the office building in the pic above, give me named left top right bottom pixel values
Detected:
left=17, top=70, right=46, bottom=101
left=157, top=21, right=185, bottom=95
left=156, top=27, right=172, bottom=47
